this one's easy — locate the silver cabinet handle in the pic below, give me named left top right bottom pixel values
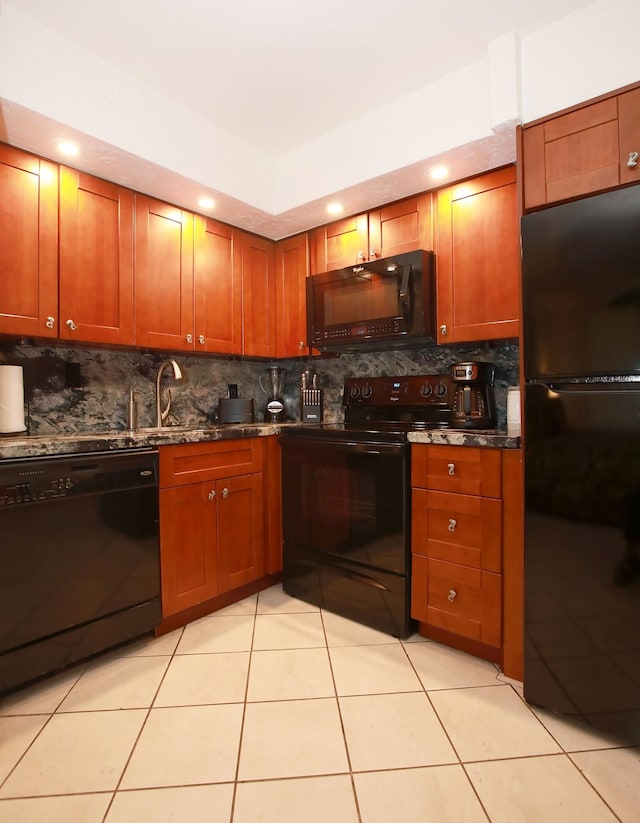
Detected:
left=222, top=487, right=229, bottom=498
left=448, top=518, right=457, bottom=532
left=66, top=319, right=77, bottom=331
left=628, top=151, right=639, bottom=168
left=45, top=316, right=55, bottom=329
left=440, top=324, right=448, bottom=336
left=356, top=250, right=365, bottom=262
left=208, top=489, right=216, bottom=501
left=298, top=341, right=305, bottom=350
left=198, top=334, right=205, bottom=345
left=186, top=333, right=193, bottom=344
left=447, top=463, right=456, bottom=476
left=369, top=247, right=378, bottom=259
left=448, top=589, right=457, bottom=603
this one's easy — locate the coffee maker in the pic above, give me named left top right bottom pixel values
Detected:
left=450, top=361, right=497, bottom=429
left=259, top=366, right=287, bottom=423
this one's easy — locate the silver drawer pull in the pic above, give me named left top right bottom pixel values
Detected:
left=222, top=487, right=229, bottom=498
left=448, top=518, right=457, bottom=532
left=448, top=589, right=457, bottom=603
left=628, top=151, right=639, bottom=168
left=208, top=489, right=216, bottom=501
left=45, top=316, right=55, bottom=329
left=447, top=463, right=455, bottom=476
left=66, top=318, right=77, bottom=331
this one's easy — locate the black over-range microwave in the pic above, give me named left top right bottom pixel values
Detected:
left=306, top=249, right=436, bottom=352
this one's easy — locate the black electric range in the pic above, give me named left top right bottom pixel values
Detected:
left=279, top=374, right=453, bottom=638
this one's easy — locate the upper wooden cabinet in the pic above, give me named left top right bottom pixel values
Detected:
left=59, top=167, right=134, bottom=345
left=309, top=193, right=433, bottom=274
left=194, top=216, right=242, bottom=354
left=274, top=232, right=310, bottom=357
left=0, top=145, right=58, bottom=338
left=436, top=167, right=520, bottom=344
left=134, top=195, right=194, bottom=351
left=522, top=86, right=640, bottom=210
left=240, top=232, right=276, bottom=357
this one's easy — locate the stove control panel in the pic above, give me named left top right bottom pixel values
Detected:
left=344, top=374, right=451, bottom=407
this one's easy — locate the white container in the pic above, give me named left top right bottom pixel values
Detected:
left=0, top=365, right=26, bottom=433
left=507, top=386, right=521, bottom=436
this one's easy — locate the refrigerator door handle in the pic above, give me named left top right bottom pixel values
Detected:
left=541, top=379, right=640, bottom=395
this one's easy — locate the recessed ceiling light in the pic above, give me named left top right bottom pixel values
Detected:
left=326, top=202, right=343, bottom=216
left=198, top=196, right=215, bottom=210
left=57, top=141, right=79, bottom=156
left=429, top=165, right=448, bottom=181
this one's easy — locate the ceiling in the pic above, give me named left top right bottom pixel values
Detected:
left=2, top=0, right=599, bottom=235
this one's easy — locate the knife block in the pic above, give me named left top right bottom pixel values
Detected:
left=300, top=389, right=323, bottom=423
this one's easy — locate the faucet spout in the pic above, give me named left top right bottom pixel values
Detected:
left=155, top=359, right=184, bottom=428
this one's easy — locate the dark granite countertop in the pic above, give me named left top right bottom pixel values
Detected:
left=0, top=423, right=520, bottom=460
left=0, top=424, right=281, bottom=460
left=408, top=429, right=521, bottom=449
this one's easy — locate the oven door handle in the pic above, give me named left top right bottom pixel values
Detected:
left=281, top=438, right=405, bottom=457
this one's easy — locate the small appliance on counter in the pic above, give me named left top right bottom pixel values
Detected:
left=450, top=361, right=497, bottom=429
left=300, top=368, right=323, bottom=423
left=259, top=366, right=287, bottom=423
left=217, top=384, right=254, bottom=424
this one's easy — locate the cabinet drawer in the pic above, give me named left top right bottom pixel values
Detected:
left=412, top=489, right=501, bottom=572
left=160, top=438, right=263, bottom=488
left=416, top=558, right=501, bottom=648
left=411, top=445, right=501, bottom=497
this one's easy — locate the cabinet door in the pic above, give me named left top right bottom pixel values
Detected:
left=368, top=193, right=433, bottom=258
left=160, top=483, right=218, bottom=616
left=437, top=167, right=519, bottom=343
left=193, top=216, right=242, bottom=354
left=618, top=87, right=640, bottom=186
left=241, top=232, right=276, bottom=357
left=134, top=195, right=194, bottom=350
left=0, top=145, right=58, bottom=338
left=309, top=213, right=369, bottom=274
left=275, top=233, right=310, bottom=357
left=59, top=168, right=134, bottom=345
left=217, top=473, right=265, bottom=594
left=523, top=98, right=620, bottom=209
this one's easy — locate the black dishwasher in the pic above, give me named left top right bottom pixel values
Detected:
left=0, top=448, right=161, bottom=694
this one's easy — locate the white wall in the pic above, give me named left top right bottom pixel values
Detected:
left=0, top=0, right=639, bottom=232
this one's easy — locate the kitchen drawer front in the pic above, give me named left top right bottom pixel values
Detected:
left=422, top=558, right=501, bottom=648
left=412, top=489, right=502, bottom=572
left=411, top=444, right=501, bottom=497
left=160, top=438, right=263, bottom=488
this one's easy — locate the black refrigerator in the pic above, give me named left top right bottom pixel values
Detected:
left=522, top=183, right=640, bottom=745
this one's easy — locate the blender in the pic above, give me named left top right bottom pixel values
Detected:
left=259, top=366, right=288, bottom=422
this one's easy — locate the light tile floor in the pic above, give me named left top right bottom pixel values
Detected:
left=1, top=584, right=639, bottom=823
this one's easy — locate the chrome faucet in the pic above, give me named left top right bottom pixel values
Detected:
left=155, top=359, right=184, bottom=428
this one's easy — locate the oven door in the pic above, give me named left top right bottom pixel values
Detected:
left=280, top=435, right=412, bottom=637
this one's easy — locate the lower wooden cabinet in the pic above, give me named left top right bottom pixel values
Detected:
left=159, top=438, right=268, bottom=620
left=411, top=443, right=523, bottom=671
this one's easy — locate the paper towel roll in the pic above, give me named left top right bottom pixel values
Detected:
left=0, top=365, right=26, bottom=433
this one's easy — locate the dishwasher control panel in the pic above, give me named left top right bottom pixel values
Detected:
left=0, top=476, right=74, bottom=505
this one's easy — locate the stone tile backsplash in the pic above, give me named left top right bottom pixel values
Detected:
left=0, top=340, right=519, bottom=435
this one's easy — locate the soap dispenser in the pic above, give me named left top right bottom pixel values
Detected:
left=126, top=389, right=139, bottom=431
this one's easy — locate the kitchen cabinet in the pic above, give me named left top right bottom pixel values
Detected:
left=134, top=195, right=194, bottom=351
left=59, top=167, right=134, bottom=345
left=0, top=144, right=58, bottom=338
left=309, top=193, right=433, bottom=274
left=411, top=444, right=504, bottom=662
left=522, top=86, right=640, bottom=210
left=436, top=166, right=520, bottom=343
left=159, top=438, right=265, bottom=617
left=240, top=231, right=276, bottom=357
left=275, top=232, right=311, bottom=357
left=194, top=216, right=243, bottom=354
